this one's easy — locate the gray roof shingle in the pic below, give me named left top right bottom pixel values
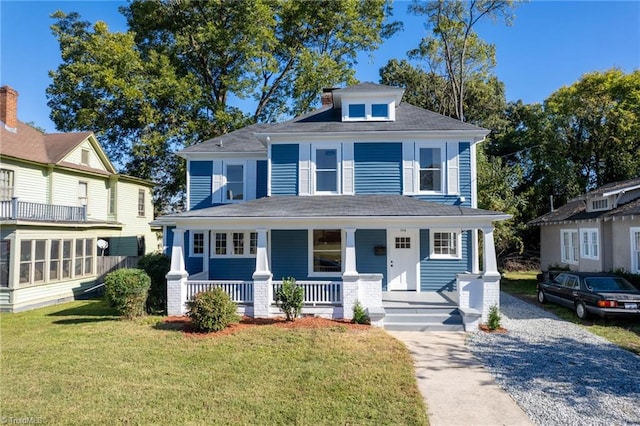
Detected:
left=161, top=194, right=505, bottom=219
left=179, top=123, right=269, bottom=154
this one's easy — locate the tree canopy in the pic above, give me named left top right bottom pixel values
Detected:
left=47, top=0, right=400, bottom=212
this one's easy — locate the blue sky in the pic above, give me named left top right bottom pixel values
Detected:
left=1, top=0, right=638, bottom=133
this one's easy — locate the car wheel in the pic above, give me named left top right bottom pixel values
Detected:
left=537, top=290, right=546, bottom=304
left=575, top=301, right=589, bottom=320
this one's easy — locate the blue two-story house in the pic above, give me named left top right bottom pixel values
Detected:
left=156, top=83, right=509, bottom=330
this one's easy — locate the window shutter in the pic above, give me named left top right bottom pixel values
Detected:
left=342, top=142, right=354, bottom=195
left=447, top=142, right=459, bottom=195
left=402, top=142, right=414, bottom=194
left=299, top=143, right=311, bottom=195
left=212, top=160, right=223, bottom=203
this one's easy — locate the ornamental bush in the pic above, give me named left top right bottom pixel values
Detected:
left=275, top=277, right=304, bottom=321
left=487, top=305, right=501, bottom=331
left=137, top=252, right=171, bottom=314
left=352, top=300, right=371, bottom=325
left=186, top=288, right=239, bottom=332
left=104, top=268, right=151, bottom=319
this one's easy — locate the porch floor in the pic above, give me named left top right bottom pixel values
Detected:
left=382, top=291, right=458, bottom=308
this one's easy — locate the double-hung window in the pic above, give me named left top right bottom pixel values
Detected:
left=224, top=163, right=244, bottom=201
left=78, top=182, right=88, bottom=207
left=561, top=230, right=579, bottom=264
left=580, top=228, right=599, bottom=260
left=0, top=169, right=14, bottom=201
left=75, top=238, right=94, bottom=277
left=631, top=228, right=640, bottom=273
left=310, top=229, right=342, bottom=275
left=418, top=147, right=443, bottom=193
left=138, top=189, right=145, bottom=217
left=313, top=146, right=340, bottom=194
left=19, top=240, right=46, bottom=285
left=430, top=230, right=461, bottom=259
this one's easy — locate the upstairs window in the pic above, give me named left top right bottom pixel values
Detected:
left=591, top=198, right=609, bottom=211
left=78, top=182, right=88, bottom=207
left=80, top=148, right=90, bottom=165
left=137, top=189, right=145, bottom=217
left=348, top=104, right=365, bottom=118
left=314, top=147, right=340, bottom=194
left=225, top=164, right=244, bottom=201
left=371, top=103, right=389, bottom=118
left=419, top=148, right=442, bottom=192
left=108, top=184, right=116, bottom=215
left=0, top=169, right=14, bottom=201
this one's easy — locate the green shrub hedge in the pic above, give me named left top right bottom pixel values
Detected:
left=186, top=288, right=240, bottom=332
left=104, top=268, right=151, bottom=318
left=137, top=252, right=171, bottom=314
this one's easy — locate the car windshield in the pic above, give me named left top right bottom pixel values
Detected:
left=584, top=277, right=638, bottom=292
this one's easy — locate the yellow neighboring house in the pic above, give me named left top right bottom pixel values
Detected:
left=0, top=86, right=158, bottom=312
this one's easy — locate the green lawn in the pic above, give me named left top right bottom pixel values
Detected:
left=1, top=300, right=428, bottom=425
left=501, top=271, right=640, bottom=355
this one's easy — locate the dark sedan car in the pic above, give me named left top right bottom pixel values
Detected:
left=537, top=272, right=640, bottom=319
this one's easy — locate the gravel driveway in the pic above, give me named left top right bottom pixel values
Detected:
left=467, top=292, right=640, bottom=426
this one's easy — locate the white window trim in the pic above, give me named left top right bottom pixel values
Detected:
left=308, top=229, right=344, bottom=277
left=415, top=142, right=447, bottom=194
left=78, top=181, right=88, bottom=207
left=311, top=144, right=341, bottom=195
left=561, top=229, right=579, bottom=265
left=210, top=231, right=257, bottom=258
left=580, top=228, right=599, bottom=260
left=631, top=227, right=640, bottom=274
left=590, top=197, right=609, bottom=212
left=429, top=229, right=462, bottom=260
left=222, top=161, right=247, bottom=203
left=342, top=100, right=395, bottom=122
left=190, top=231, right=205, bottom=257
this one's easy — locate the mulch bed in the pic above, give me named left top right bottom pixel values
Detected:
left=163, top=315, right=370, bottom=338
left=478, top=323, right=508, bottom=333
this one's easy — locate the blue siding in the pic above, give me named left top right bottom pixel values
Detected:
left=419, top=229, right=472, bottom=291
left=271, top=230, right=308, bottom=280
left=355, top=229, right=387, bottom=289
left=184, top=231, right=203, bottom=275
left=256, top=160, right=268, bottom=199
left=271, top=144, right=298, bottom=195
left=209, top=258, right=255, bottom=280
left=189, top=161, right=213, bottom=210
left=354, top=143, right=402, bottom=194
left=413, top=142, right=472, bottom=206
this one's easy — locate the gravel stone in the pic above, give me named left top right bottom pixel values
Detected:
left=467, top=292, right=640, bottom=426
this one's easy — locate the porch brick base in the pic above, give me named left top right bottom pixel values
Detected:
left=456, top=272, right=501, bottom=330
left=166, top=271, right=188, bottom=316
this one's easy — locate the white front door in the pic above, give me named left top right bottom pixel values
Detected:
left=387, top=229, right=419, bottom=291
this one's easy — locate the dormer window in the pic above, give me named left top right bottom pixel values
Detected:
left=372, top=104, right=389, bottom=118
left=591, top=198, right=609, bottom=211
left=348, top=104, right=365, bottom=118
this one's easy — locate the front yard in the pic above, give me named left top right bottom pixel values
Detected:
left=501, top=271, right=640, bottom=355
left=0, top=300, right=428, bottom=425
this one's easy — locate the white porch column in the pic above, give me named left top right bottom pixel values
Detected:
left=202, top=231, right=210, bottom=276
left=252, top=228, right=272, bottom=318
left=343, top=228, right=358, bottom=278
left=167, top=228, right=189, bottom=316
left=472, top=229, right=480, bottom=274
left=481, top=226, right=501, bottom=321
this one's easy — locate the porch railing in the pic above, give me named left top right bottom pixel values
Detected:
left=186, top=280, right=254, bottom=304
left=272, top=280, right=342, bottom=305
left=0, top=198, right=86, bottom=221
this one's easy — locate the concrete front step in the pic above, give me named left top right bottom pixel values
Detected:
left=383, top=305, right=463, bottom=332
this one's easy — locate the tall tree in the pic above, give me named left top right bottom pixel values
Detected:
left=47, top=1, right=400, bottom=212
left=408, top=0, right=518, bottom=121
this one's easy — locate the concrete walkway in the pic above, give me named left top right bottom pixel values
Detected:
left=388, top=331, right=534, bottom=426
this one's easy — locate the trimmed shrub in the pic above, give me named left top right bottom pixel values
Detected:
left=104, top=268, right=151, bottom=318
left=138, top=252, right=171, bottom=314
left=186, top=288, right=239, bottom=332
left=487, top=305, right=501, bottom=331
left=275, top=277, right=303, bottom=321
left=352, top=300, right=371, bottom=325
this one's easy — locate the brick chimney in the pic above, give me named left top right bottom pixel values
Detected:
left=321, top=88, right=336, bottom=107
left=0, top=86, right=18, bottom=131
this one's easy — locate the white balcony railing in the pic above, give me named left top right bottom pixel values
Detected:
left=0, top=198, right=86, bottom=222
left=272, top=280, right=342, bottom=305
left=186, top=280, right=254, bottom=304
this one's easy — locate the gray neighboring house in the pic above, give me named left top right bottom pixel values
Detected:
left=529, top=177, right=640, bottom=274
